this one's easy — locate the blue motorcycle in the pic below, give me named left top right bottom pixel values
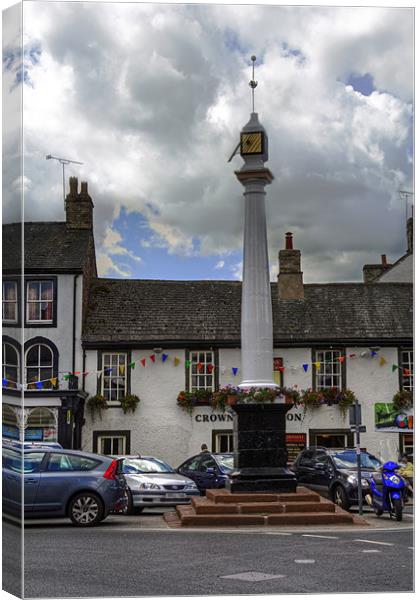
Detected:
left=367, top=461, right=406, bottom=521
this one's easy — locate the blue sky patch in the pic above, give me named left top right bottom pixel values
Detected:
left=346, top=72, right=375, bottom=96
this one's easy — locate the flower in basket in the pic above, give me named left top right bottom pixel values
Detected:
left=176, top=391, right=197, bottom=414
left=240, top=387, right=278, bottom=403
left=211, top=386, right=242, bottom=410
left=300, top=389, right=324, bottom=415
left=119, top=394, right=140, bottom=414
left=392, top=390, right=413, bottom=410
left=279, top=387, right=301, bottom=405
left=335, top=389, right=356, bottom=418
left=86, top=394, right=108, bottom=421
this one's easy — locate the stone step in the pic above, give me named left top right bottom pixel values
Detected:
left=240, top=501, right=336, bottom=514
left=177, top=511, right=354, bottom=527
left=266, top=512, right=354, bottom=525
left=206, top=488, right=320, bottom=504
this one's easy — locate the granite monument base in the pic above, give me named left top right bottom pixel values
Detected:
left=226, top=402, right=297, bottom=494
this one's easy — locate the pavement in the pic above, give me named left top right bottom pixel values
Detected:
left=2, top=504, right=414, bottom=598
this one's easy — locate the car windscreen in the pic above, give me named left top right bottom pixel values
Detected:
left=122, top=458, right=175, bottom=474
left=331, top=451, right=382, bottom=470
left=215, top=454, right=234, bottom=473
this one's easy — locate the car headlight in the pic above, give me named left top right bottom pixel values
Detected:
left=185, top=482, right=198, bottom=490
left=347, top=475, right=358, bottom=485
left=138, top=482, right=162, bottom=490
left=361, top=479, right=369, bottom=488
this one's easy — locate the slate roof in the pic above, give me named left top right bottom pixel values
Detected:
left=2, top=222, right=92, bottom=273
left=82, top=279, right=413, bottom=346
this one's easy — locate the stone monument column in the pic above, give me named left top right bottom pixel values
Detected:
left=227, top=57, right=297, bottom=494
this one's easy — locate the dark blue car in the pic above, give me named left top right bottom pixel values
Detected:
left=177, top=452, right=234, bottom=493
left=2, top=443, right=127, bottom=526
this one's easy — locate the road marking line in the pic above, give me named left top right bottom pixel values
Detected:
left=265, top=532, right=293, bottom=536
left=302, top=534, right=338, bottom=539
left=295, top=559, right=315, bottom=563
left=354, top=539, right=394, bottom=546
left=362, top=549, right=381, bottom=553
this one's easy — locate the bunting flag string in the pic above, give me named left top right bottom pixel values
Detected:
left=2, top=348, right=412, bottom=391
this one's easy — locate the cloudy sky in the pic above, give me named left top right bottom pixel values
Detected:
left=2, top=1, right=414, bottom=282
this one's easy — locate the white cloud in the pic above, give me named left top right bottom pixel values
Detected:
left=215, top=260, right=225, bottom=270
left=3, top=3, right=413, bottom=282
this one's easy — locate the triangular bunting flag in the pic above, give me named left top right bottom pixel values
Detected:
left=141, top=358, right=146, bottom=367
left=174, top=357, right=180, bottom=366
left=232, top=367, right=238, bottom=376
left=379, top=357, right=387, bottom=366
left=162, top=353, right=169, bottom=362
left=197, top=362, right=204, bottom=371
left=36, top=381, right=43, bottom=390
left=50, top=377, right=57, bottom=387
left=73, top=371, right=81, bottom=376
left=185, top=360, right=191, bottom=368
left=371, top=351, right=377, bottom=357
left=392, top=364, right=398, bottom=372
left=119, top=365, right=125, bottom=376
left=403, top=369, right=412, bottom=376
left=207, top=364, right=215, bottom=373
left=149, top=355, right=156, bottom=363
left=303, top=364, right=309, bottom=372
left=63, top=373, right=71, bottom=381
left=349, top=354, right=356, bottom=359
left=338, top=356, right=345, bottom=363
left=2, top=378, right=8, bottom=387
left=105, top=368, right=112, bottom=375
left=129, top=362, right=135, bottom=369
left=314, top=361, right=321, bottom=370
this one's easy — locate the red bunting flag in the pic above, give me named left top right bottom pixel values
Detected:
left=197, top=362, right=204, bottom=371
left=150, top=355, right=156, bottom=363
left=207, top=364, right=215, bottom=373
left=141, top=358, right=146, bottom=367
left=403, top=369, right=412, bottom=376
left=338, top=356, right=345, bottom=363
left=349, top=354, right=356, bottom=359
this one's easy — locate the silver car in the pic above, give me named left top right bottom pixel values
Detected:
left=115, top=455, right=199, bottom=513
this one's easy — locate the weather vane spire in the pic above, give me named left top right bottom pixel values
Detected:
left=249, top=55, right=258, bottom=113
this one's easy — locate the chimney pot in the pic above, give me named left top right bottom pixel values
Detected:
left=69, top=176, right=78, bottom=195
left=81, top=181, right=88, bottom=194
left=285, top=232, right=293, bottom=250
left=381, top=254, right=387, bottom=265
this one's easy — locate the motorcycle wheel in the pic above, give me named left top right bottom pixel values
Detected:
left=393, top=498, right=403, bottom=522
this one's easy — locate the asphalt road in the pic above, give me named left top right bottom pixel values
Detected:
left=3, top=509, right=413, bottom=598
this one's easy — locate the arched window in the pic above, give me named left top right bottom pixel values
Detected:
left=2, top=342, right=19, bottom=388
left=25, top=344, right=54, bottom=389
left=27, top=407, right=57, bottom=429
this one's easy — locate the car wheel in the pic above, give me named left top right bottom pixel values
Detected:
left=374, top=507, right=383, bottom=517
left=332, top=485, right=350, bottom=511
left=69, top=492, right=104, bottom=527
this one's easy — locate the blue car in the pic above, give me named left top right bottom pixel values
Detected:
left=2, top=443, right=128, bottom=527
left=177, top=452, right=234, bottom=494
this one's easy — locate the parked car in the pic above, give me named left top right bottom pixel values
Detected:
left=177, top=452, right=234, bottom=494
left=291, top=447, right=382, bottom=510
left=114, top=455, right=200, bottom=513
left=2, top=438, right=63, bottom=450
left=2, top=443, right=127, bottom=526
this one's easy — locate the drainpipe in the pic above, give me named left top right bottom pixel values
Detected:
left=72, top=274, right=79, bottom=375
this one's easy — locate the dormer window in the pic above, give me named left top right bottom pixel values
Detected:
left=2, top=281, right=18, bottom=323
left=26, top=281, right=54, bottom=323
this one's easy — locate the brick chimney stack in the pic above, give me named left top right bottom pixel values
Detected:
left=65, top=177, right=94, bottom=230
left=277, top=232, right=304, bottom=300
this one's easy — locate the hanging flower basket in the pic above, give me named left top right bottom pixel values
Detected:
left=239, top=387, right=278, bottom=404
left=393, top=390, right=413, bottom=410
left=86, top=394, right=108, bottom=421
left=299, top=388, right=356, bottom=418
left=119, top=394, right=140, bottom=414
left=335, top=389, right=356, bottom=418
left=177, top=389, right=212, bottom=414
left=211, top=386, right=242, bottom=411
left=279, top=387, right=301, bottom=405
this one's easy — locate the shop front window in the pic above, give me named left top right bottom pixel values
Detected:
left=2, top=342, right=19, bottom=388
left=26, top=280, right=54, bottom=323
left=101, top=353, right=128, bottom=401
left=314, top=349, right=344, bottom=390
left=25, top=344, right=54, bottom=389
left=2, top=281, right=18, bottom=323
left=188, top=350, right=215, bottom=391
left=400, top=349, right=413, bottom=391
left=26, top=407, right=57, bottom=442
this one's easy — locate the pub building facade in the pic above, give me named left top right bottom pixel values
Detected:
left=2, top=181, right=413, bottom=465
left=80, top=229, right=413, bottom=467
left=2, top=178, right=96, bottom=446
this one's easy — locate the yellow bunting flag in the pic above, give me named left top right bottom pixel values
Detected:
left=174, top=357, right=180, bottom=366
left=314, top=361, right=321, bottom=370
left=379, top=357, right=387, bottom=366
left=50, top=377, right=57, bottom=387
left=119, top=365, right=125, bottom=376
